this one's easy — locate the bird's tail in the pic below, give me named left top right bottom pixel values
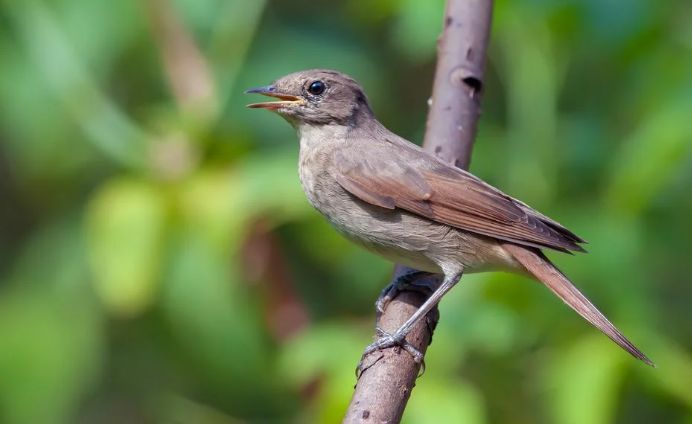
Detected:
left=503, top=243, right=654, bottom=366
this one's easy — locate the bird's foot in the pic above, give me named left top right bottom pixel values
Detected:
left=356, top=327, right=425, bottom=377
left=376, top=269, right=439, bottom=316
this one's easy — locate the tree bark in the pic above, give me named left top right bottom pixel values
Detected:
left=344, top=0, right=493, bottom=422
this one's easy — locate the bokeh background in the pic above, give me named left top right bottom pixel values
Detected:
left=1, top=0, right=691, bottom=422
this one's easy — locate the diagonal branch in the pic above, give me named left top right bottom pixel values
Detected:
left=344, top=0, right=493, bottom=422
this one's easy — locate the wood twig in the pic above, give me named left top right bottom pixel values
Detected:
left=344, top=0, right=493, bottom=422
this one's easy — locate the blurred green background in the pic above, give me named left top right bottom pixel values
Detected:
left=1, top=0, right=691, bottom=422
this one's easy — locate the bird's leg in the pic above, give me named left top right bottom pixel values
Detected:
left=362, top=271, right=463, bottom=365
left=376, top=267, right=440, bottom=316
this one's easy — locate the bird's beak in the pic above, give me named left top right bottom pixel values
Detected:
left=245, top=85, right=306, bottom=110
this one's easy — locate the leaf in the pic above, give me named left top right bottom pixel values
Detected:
left=0, top=288, right=103, bottom=424
left=606, top=98, right=692, bottom=214
left=235, top=151, right=313, bottom=224
left=86, top=178, right=167, bottom=317
left=543, top=334, right=629, bottom=424
left=278, top=323, right=366, bottom=423
left=207, top=0, right=268, bottom=102
left=638, top=339, right=692, bottom=409
left=163, top=169, right=288, bottom=413
left=391, top=0, right=444, bottom=62
left=9, top=0, right=149, bottom=168
left=404, top=378, right=486, bottom=424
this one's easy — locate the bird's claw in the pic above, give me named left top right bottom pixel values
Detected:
left=375, top=286, right=396, bottom=316
left=375, top=270, right=437, bottom=316
left=362, top=270, right=444, bottom=377
left=356, top=327, right=424, bottom=377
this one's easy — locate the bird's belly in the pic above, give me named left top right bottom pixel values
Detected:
left=327, top=203, right=514, bottom=274
left=335, top=220, right=444, bottom=274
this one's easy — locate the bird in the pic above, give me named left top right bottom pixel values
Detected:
left=245, top=69, right=653, bottom=366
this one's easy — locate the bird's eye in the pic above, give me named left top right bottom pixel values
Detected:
left=307, top=80, right=326, bottom=96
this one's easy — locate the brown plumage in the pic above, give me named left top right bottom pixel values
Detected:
left=246, top=69, right=653, bottom=366
left=334, top=137, right=585, bottom=253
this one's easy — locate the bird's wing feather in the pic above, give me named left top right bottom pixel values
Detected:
left=334, top=137, right=585, bottom=253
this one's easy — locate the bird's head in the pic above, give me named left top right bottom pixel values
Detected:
left=246, top=69, right=372, bottom=126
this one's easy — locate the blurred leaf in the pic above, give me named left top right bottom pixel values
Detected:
left=9, top=215, right=91, bottom=292
left=606, top=97, right=692, bottom=215
left=404, top=378, right=486, bottom=424
left=53, top=0, right=145, bottom=73
left=235, top=151, right=313, bottom=223
left=0, top=42, right=95, bottom=181
left=163, top=165, right=297, bottom=416
left=495, top=8, right=564, bottom=202
left=175, top=167, right=244, bottom=248
left=156, top=394, right=244, bottom=424
left=278, top=323, right=365, bottom=423
left=543, top=334, right=629, bottom=424
left=344, top=0, right=397, bottom=25
left=560, top=210, right=655, bottom=331
left=0, top=288, right=103, bottom=424
left=279, top=322, right=364, bottom=386
left=639, top=340, right=692, bottom=409
left=454, top=296, right=523, bottom=355
left=160, top=233, right=282, bottom=416
left=391, top=0, right=443, bottom=62
left=8, top=0, right=149, bottom=168
left=86, top=178, right=167, bottom=317
left=174, top=153, right=312, bottom=248
left=207, top=0, right=267, bottom=104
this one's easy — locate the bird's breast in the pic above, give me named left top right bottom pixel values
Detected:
left=297, top=150, right=330, bottom=211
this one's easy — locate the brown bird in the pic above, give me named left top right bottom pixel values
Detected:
left=246, top=69, right=653, bottom=366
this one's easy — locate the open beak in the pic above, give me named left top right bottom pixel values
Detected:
left=245, top=85, right=306, bottom=110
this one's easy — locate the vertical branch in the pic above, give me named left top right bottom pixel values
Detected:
left=344, top=0, right=493, bottom=422
left=424, top=0, right=492, bottom=166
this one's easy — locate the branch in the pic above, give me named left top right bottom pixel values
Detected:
left=344, top=0, right=493, bottom=422
left=424, top=0, right=492, bottom=166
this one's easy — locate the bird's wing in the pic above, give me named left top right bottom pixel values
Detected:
left=334, top=138, right=585, bottom=253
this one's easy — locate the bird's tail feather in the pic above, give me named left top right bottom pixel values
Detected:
left=504, top=243, right=654, bottom=367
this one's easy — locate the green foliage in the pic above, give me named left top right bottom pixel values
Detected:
left=0, top=0, right=691, bottom=422
left=87, top=178, right=167, bottom=316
